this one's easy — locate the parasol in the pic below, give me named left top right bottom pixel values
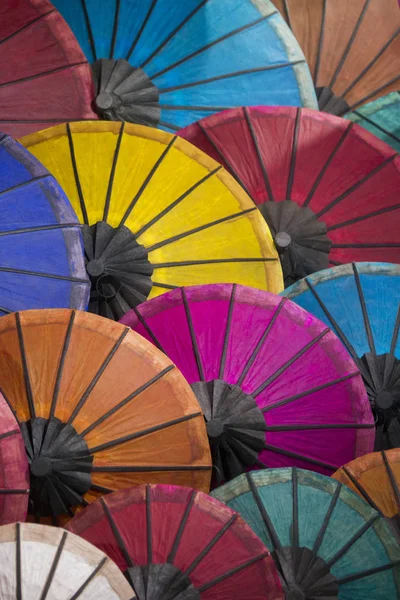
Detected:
left=0, top=134, right=89, bottom=315
left=283, top=262, right=400, bottom=450
left=212, top=468, right=400, bottom=599
left=50, top=0, right=317, bottom=131
left=179, top=106, right=400, bottom=286
left=66, top=483, right=284, bottom=599
left=121, top=284, right=374, bottom=485
left=0, top=522, right=134, bottom=599
left=333, top=449, right=400, bottom=541
left=272, top=0, right=400, bottom=115
left=0, top=0, right=97, bottom=139
left=21, top=121, right=283, bottom=320
left=0, top=309, right=211, bottom=524
left=346, top=92, right=400, bottom=152
left=0, top=392, right=29, bottom=525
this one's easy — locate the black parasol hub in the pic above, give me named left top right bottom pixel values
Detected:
left=20, top=417, right=93, bottom=519
left=83, top=221, right=154, bottom=320
left=260, top=200, right=332, bottom=288
left=316, top=87, right=350, bottom=116
left=92, top=58, right=161, bottom=127
left=127, top=564, right=200, bottom=600
left=191, top=379, right=266, bottom=485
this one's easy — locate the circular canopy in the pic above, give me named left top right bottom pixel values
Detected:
left=0, top=135, right=89, bottom=315
left=121, top=284, right=374, bottom=484
left=0, top=309, right=211, bottom=523
left=212, top=468, right=400, bottom=599
left=179, top=106, right=400, bottom=286
left=0, top=522, right=133, bottom=599
left=347, top=92, right=400, bottom=152
left=51, top=0, right=316, bottom=130
left=0, top=393, right=29, bottom=525
left=0, top=0, right=96, bottom=138
left=333, top=449, right=400, bottom=541
left=283, top=262, right=400, bottom=450
left=66, top=484, right=284, bottom=599
left=272, top=0, right=400, bottom=115
left=21, top=121, right=283, bottom=320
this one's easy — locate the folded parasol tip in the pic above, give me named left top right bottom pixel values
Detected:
left=95, top=92, right=115, bottom=111
left=86, top=258, right=105, bottom=277
left=30, top=457, right=52, bottom=478
left=275, top=231, right=292, bottom=249
left=375, top=390, right=394, bottom=410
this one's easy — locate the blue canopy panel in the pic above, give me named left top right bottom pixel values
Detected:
left=346, top=93, right=400, bottom=153
left=52, top=0, right=317, bottom=130
left=0, top=135, right=89, bottom=315
left=282, top=263, right=400, bottom=359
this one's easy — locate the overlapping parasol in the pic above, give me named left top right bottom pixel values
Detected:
left=272, top=0, right=400, bottom=115
left=0, top=309, right=211, bottom=523
left=121, top=284, right=374, bottom=485
left=50, top=0, right=317, bottom=130
left=179, top=106, right=400, bottom=286
left=333, top=449, right=400, bottom=541
left=347, top=92, right=400, bottom=152
left=66, top=483, right=284, bottom=599
left=213, top=468, right=400, bottom=599
left=0, top=134, right=89, bottom=315
left=21, top=121, right=282, bottom=320
left=0, top=522, right=134, bottom=598
left=283, top=262, right=400, bottom=450
left=0, top=0, right=97, bottom=138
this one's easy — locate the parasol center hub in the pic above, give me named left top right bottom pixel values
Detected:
left=30, top=457, right=52, bottom=477
left=95, top=92, right=114, bottom=110
left=375, top=390, right=394, bottom=410
left=206, top=418, right=224, bottom=438
left=86, top=259, right=105, bottom=277
left=286, top=589, right=305, bottom=600
left=275, top=231, right=292, bottom=249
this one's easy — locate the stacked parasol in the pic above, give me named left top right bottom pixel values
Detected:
left=0, top=0, right=399, bottom=598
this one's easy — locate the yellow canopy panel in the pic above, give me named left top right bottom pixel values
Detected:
left=21, top=122, right=283, bottom=319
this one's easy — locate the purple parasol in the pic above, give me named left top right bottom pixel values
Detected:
left=121, top=284, right=374, bottom=486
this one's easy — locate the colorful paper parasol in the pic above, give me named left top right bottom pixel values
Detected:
left=346, top=92, right=400, bottom=152
left=212, top=468, right=400, bottom=599
left=0, top=309, right=211, bottom=523
left=0, top=392, right=29, bottom=525
left=66, top=483, right=284, bottom=599
left=179, top=106, right=400, bottom=286
left=121, top=284, right=374, bottom=485
left=272, top=0, right=400, bottom=115
left=0, top=522, right=134, bottom=599
left=50, top=0, right=317, bottom=130
left=0, top=134, right=89, bottom=315
left=21, top=121, right=283, bottom=320
left=283, top=262, right=400, bottom=450
left=333, top=449, right=400, bottom=541
left=0, top=0, right=97, bottom=138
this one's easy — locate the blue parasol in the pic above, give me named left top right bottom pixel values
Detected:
left=212, top=468, right=400, bottom=599
left=0, top=134, right=89, bottom=314
left=282, top=263, right=400, bottom=450
left=51, top=0, right=317, bottom=130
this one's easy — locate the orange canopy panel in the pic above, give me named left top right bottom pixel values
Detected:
left=0, top=309, right=211, bottom=524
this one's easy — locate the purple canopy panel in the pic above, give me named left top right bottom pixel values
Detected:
left=121, top=284, right=374, bottom=485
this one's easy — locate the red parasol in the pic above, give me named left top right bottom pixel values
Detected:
left=0, top=0, right=96, bottom=138
left=66, top=484, right=284, bottom=599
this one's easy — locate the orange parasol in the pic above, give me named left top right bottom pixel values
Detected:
left=0, top=309, right=211, bottom=524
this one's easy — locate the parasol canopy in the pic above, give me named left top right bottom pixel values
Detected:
left=21, top=121, right=283, bottom=320
left=0, top=309, right=211, bottom=524
left=0, top=522, right=134, bottom=599
left=0, top=392, right=29, bottom=525
left=0, top=0, right=97, bottom=139
left=272, top=0, right=400, bottom=115
left=346, top=92, right=400, bottom=152
left=333, top=449, right=400, bottom=542
left=50, top=0, right=317, bottom=130
left=283, top=262, right=400, bottom=450
left=121, top=284, right=374, bottom=485
left=212, top=468, right=400, bottom=599
left=0, top=134, right=89, bottom=315
left=66, top=483, right=284, bottom=599
left=179, top=106, right=400, bottom=286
